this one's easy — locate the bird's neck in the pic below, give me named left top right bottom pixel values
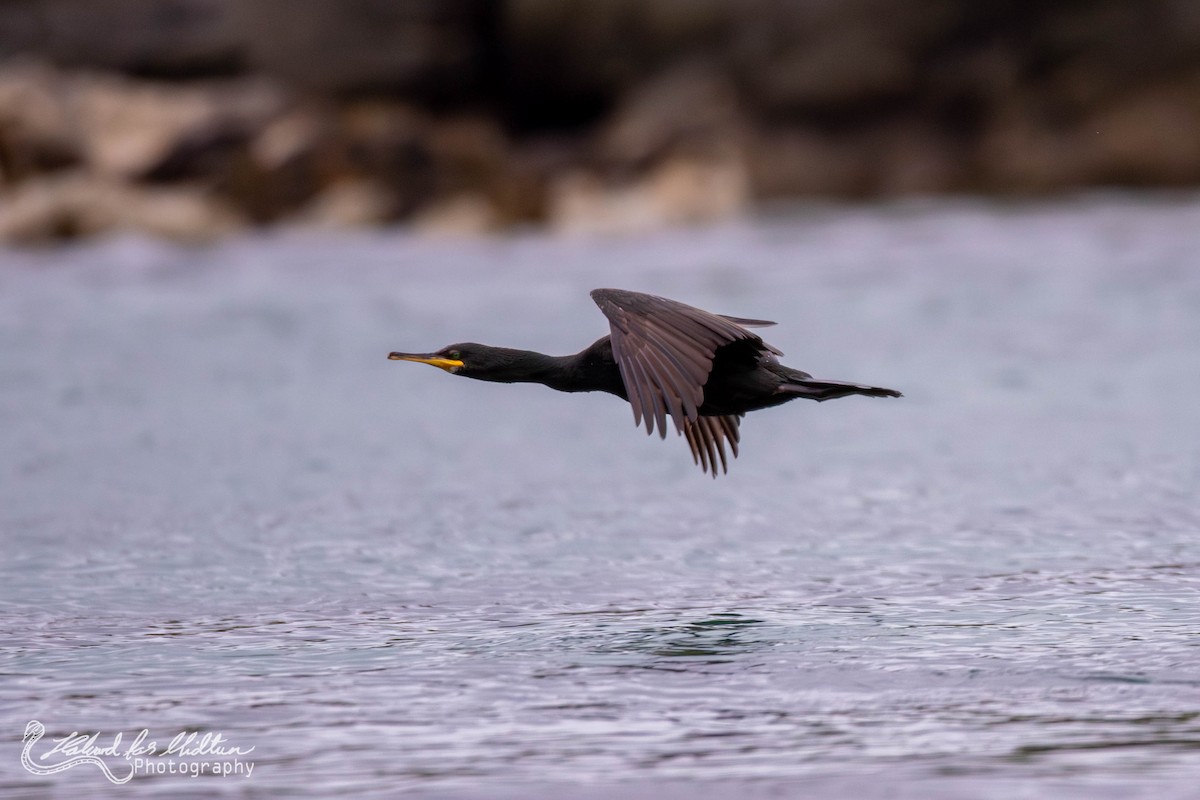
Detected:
left=472, top=345, right=621, bottom=395
left=471, top=348, right=575, bottom=386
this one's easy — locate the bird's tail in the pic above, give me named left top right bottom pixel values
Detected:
left=780, top=378, right=902, bottom=402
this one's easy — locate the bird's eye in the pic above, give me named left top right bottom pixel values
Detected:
left=447, top=350, right=461, bottom=360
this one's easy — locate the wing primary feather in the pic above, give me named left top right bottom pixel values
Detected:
left=721, top=416, right=741, bottom=458
left=639, top=347, right=688, bottom=432
left=700, top=422, right=719, bottom=478
left=620, top=360, right=644, bottom=429
left=686, top=422, right=700, bottom=472
left=622, top=357, right=649, bottom=432
left=709, top=419, right=729, bottom=474
left=630, top=351, right=669, bottom=437
left=683, top=422, right=702, bottom=468
left=627, top=359, right=659, bottom=435
left=628, top=357, right=667, bottom=434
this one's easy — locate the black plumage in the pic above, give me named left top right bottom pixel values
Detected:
left=389, top=288, right=901, bottom=476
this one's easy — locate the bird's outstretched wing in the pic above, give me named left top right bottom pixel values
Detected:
left=682, top=414, right=742, bottom=477
left=590, top=288, right=779, bottom=449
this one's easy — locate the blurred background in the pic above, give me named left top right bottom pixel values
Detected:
left=5, top=5, right=1200, bottom=798
left=3, top=0, right=1200, bottom=243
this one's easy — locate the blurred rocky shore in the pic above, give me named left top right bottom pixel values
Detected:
left=3, top=0, right=1200, bottom=243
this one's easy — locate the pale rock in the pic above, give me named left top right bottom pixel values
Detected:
left=117, top=183, right=245, bottom=241
left=549, top=171, right=662, bottom=236
left=252, top=107, right=329, bottom=171
left=294, top=180, right=395, bottom=229
left=549, top=155, right=746, bottom=235
left=0, top=61, right=81, bottom=180
left=70, top=72, right=285, bottom=178
left=598, top=64, right=742, bottom=168
left=0, top=173, right=243, bottom=243
left=648, top=154, right=748, bottom=224
left=411, top=193, right=497, bottom=236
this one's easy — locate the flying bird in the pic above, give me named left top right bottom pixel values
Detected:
left=389, top=288, right=900, bottom=476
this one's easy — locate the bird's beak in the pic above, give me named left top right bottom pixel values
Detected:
left=388, top=352, right=464, bottom=372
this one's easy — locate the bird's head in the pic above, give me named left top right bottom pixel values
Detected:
left=388, top=343, right=501, bottom=378
left=389, top=343, right=554, bottom=383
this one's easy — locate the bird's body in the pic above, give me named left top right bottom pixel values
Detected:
left=390, top=289, right=900, bottom=476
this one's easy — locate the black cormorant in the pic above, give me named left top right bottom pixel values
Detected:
left=389, top=288, right=901, bottom=476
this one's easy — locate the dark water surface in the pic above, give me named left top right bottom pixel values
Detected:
left=2, top=198, right=1199, bottom=798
